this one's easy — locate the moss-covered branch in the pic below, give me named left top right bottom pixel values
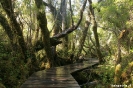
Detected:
left=35, top=0, right=54, bottom=67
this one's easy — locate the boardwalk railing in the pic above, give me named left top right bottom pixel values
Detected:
left=21, top=58, right=98, bottom=88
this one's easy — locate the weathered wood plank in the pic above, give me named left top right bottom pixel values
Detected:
left=21, top=58, right=98, bottom=88
left=21, top=84, right=80, bottom=88
left=24, top=80, right=77, bottom=84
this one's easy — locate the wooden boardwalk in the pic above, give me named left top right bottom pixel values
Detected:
left=21, top=58, right=99, bottom=88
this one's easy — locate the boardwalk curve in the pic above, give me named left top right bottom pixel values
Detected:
left=21, top=58, right=98, bottom=88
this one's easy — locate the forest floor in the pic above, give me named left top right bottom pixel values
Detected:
left=72, top=56, right=133, bottom=88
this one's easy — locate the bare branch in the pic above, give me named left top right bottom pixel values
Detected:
left=52, top=0, right=87, bottom=39
left=43, top=1, right=57, bottom=17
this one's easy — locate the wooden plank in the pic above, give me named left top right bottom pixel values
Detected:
left=24, top=80, right=77, bottom=84
left=28, top=76, right=74, bottom=80
left=21, top=58, right=98, bottom=88
left=21, top=83, right=80, bottom=88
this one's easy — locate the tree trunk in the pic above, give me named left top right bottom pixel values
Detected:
left=114, top=64, right=121, bottom=84
left=77, top=21, right=90, bottom=56
left=43, top=0, right=62, bottom=36
left=116, top=39, right=121, bottom=65
left=0, top=14, right=18, bottom=52
left=0, top=0, right=28, bottom=62
left=61, top=0, right=68, bottom=50
left=114, top=30, right=122, bottom=85
left=35, top=0, right=54, bottom=67
left=52, top=0, right=87, bottom=39
left=43, top=0, right=62, bottom=62
left=88, top=0, right=104, bottom=63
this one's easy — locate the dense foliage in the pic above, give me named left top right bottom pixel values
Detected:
left=0, top=0, right=133, bottom=88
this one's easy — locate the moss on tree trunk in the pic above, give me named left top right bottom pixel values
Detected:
left=35, top=0, right=54, bottom=67
left=88, top=0, right=104, bottom=63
